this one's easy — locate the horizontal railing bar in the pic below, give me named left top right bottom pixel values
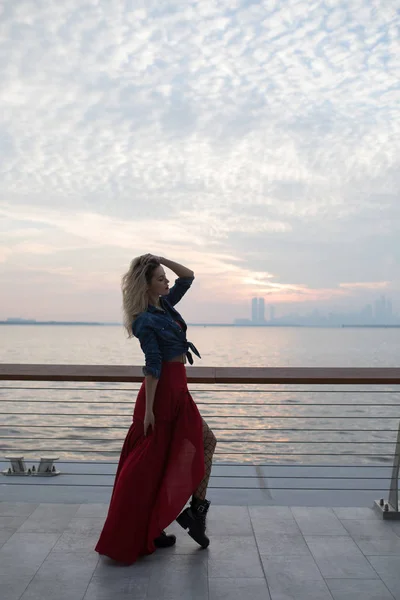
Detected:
left=0, top=425, right=398, bottom=432
left=0, top=448, right=390, bottom=455
left=0, top=413, right=397, bottom=418
left=1, top=483, right=393, bottom=490
left=212, top=487, right=394, bottom=491
left=1, top=400, right=400, bottom=407
left=217, top=475, right=395, bottom=480
left=215, top=452, right=391, bottom=456
left=2, top=460, right=389, bottom=467
left=30, top=472, right=394, bottom=480
left=0, top=437, right=396, bottom=443
left=2, top=364, right=400, bottom=384
left=1, top=387, right=400, bottom=394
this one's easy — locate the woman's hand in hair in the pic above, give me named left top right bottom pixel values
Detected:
left=141, top=253, right=161, bottom=264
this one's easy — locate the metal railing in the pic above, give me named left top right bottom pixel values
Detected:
left=0, top=364, right=399, bottom=518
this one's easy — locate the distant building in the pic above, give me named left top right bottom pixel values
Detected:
left=374, top=295, right=393, bottom=323
left=258, top=298, right=265, bottom=323
left=251, top=298, right=258, bottom=323
left=250, top=298, right=267, bottom=324
left=270, top=305, right=275, bottom=322
left=374, top=297, right=383, bottom=321
left=387, top=299, right=393, bottom=320
left=364, top=304, right=373, bottom=321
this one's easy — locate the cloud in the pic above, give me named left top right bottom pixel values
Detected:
left=0, top=246, right=12, bottom=263
left=0, top=0, right=399, bottom=320
left=339, top=281, right=390, bottom=290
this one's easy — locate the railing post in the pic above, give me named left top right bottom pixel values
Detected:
left=374, top=420, right=400, bottom=520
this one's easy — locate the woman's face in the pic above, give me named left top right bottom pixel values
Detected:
left=148, top=265, right=170, bottom=297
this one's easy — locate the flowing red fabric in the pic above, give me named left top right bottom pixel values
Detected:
left=95, top=362, right=205, bottom=564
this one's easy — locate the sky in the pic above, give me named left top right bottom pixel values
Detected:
left=0, top=0, right=399, bottom=324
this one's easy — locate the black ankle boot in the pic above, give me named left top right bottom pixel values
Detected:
left=154, top=530, right=176, bottom=548
left=176, top=497, right=210, bottom=548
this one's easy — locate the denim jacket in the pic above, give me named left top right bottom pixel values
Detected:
left=132, top=276, right=201, bottom=379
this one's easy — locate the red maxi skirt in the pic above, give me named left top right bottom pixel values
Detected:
left=95, top=362, right=205, bottom=564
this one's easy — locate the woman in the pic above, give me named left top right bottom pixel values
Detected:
left=95, top=254, right=217, bottom=564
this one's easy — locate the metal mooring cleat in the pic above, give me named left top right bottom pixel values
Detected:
left=31, top=456, right=61, bottom=476
left=2, top=456, right=30, bottom=476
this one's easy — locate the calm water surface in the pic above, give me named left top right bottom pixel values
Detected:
left=1, top=325, right=399, bottom=464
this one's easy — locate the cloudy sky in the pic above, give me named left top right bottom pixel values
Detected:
left=1, top=0, right=399, bottom=323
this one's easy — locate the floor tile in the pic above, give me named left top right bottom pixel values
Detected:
left=75, top=504, right=109, bottom=518
left=65, top=518, right=105, bottom=536
left=0, top=532, right=60, bottom=571
left=0, top=533, right=61, bottom=600
left=250, top=517, right=302, bottom=535
left=261, top=557, right=333, bottom=600
left=305, top=536, right=379, bottom=578
left=261, top=554, right=323, bottom=581
left=20, top=550, right=99, bottom=600
left=151, top=553, right=208, bottom=572
left=249, top=507, right=293, bottom=520
left=209, top=577, right=271, bottom=600
left=25, top=503, right=80, bottom=518
left=0, top=529, right=15, bottom=548
left=52, top=531, right=99, bottom=553
left=0, top=575, right=35, bottom=600
left=354, top=536, right=400, bottom=555
left=326, top=578, right=395, bottom=600
left=379, top=579, right=400, bottom=600
left=147, top=555, right=207, bottom=600
left=0, top=503, right=38, bottom=517
left=255, top=532, right=311, bottom=556
left=390, top=522, right=400, bottom=538
left=17, top=503, right=79, bottom=533
left=207, top=506, right=253, bottom=536
left=208, top=535, right=264, bottom=578
left=305, top=535, right=367, bottom=558
left=147, top=571, right=207, bottom=600
left=291, top=507, right=336, bottom=519
left=208, top=555, right=264, bottom=579
left=17, top=518, right=77, bottom=534
left=84, top=576, right=149, bottom=600
left=0, top=515, right=30, bottom=529
left=267, top=579, right=333, bottom=600
left=340, top=519, right=400, bottom=539
left=291, top=508, right=348, bottom=536
left=312, top=555, right=379, bottom=579
left=333, top=507, right=380, bottom=521
left=366, top=555, right=400, bottom=580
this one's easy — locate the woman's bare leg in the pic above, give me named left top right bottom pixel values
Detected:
left=193, top=418, right=217, bottom=501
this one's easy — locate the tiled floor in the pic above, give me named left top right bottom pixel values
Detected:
left=1, top=502, right=400, bottom=600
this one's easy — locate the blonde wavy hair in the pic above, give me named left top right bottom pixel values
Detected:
left=122, top=254, right=161, bottom=337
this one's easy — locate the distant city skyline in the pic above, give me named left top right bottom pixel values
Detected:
left=235, top=295, right=400, bottom=327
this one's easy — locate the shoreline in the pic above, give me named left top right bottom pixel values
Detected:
left=1, top=322, right=400, bottom=328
